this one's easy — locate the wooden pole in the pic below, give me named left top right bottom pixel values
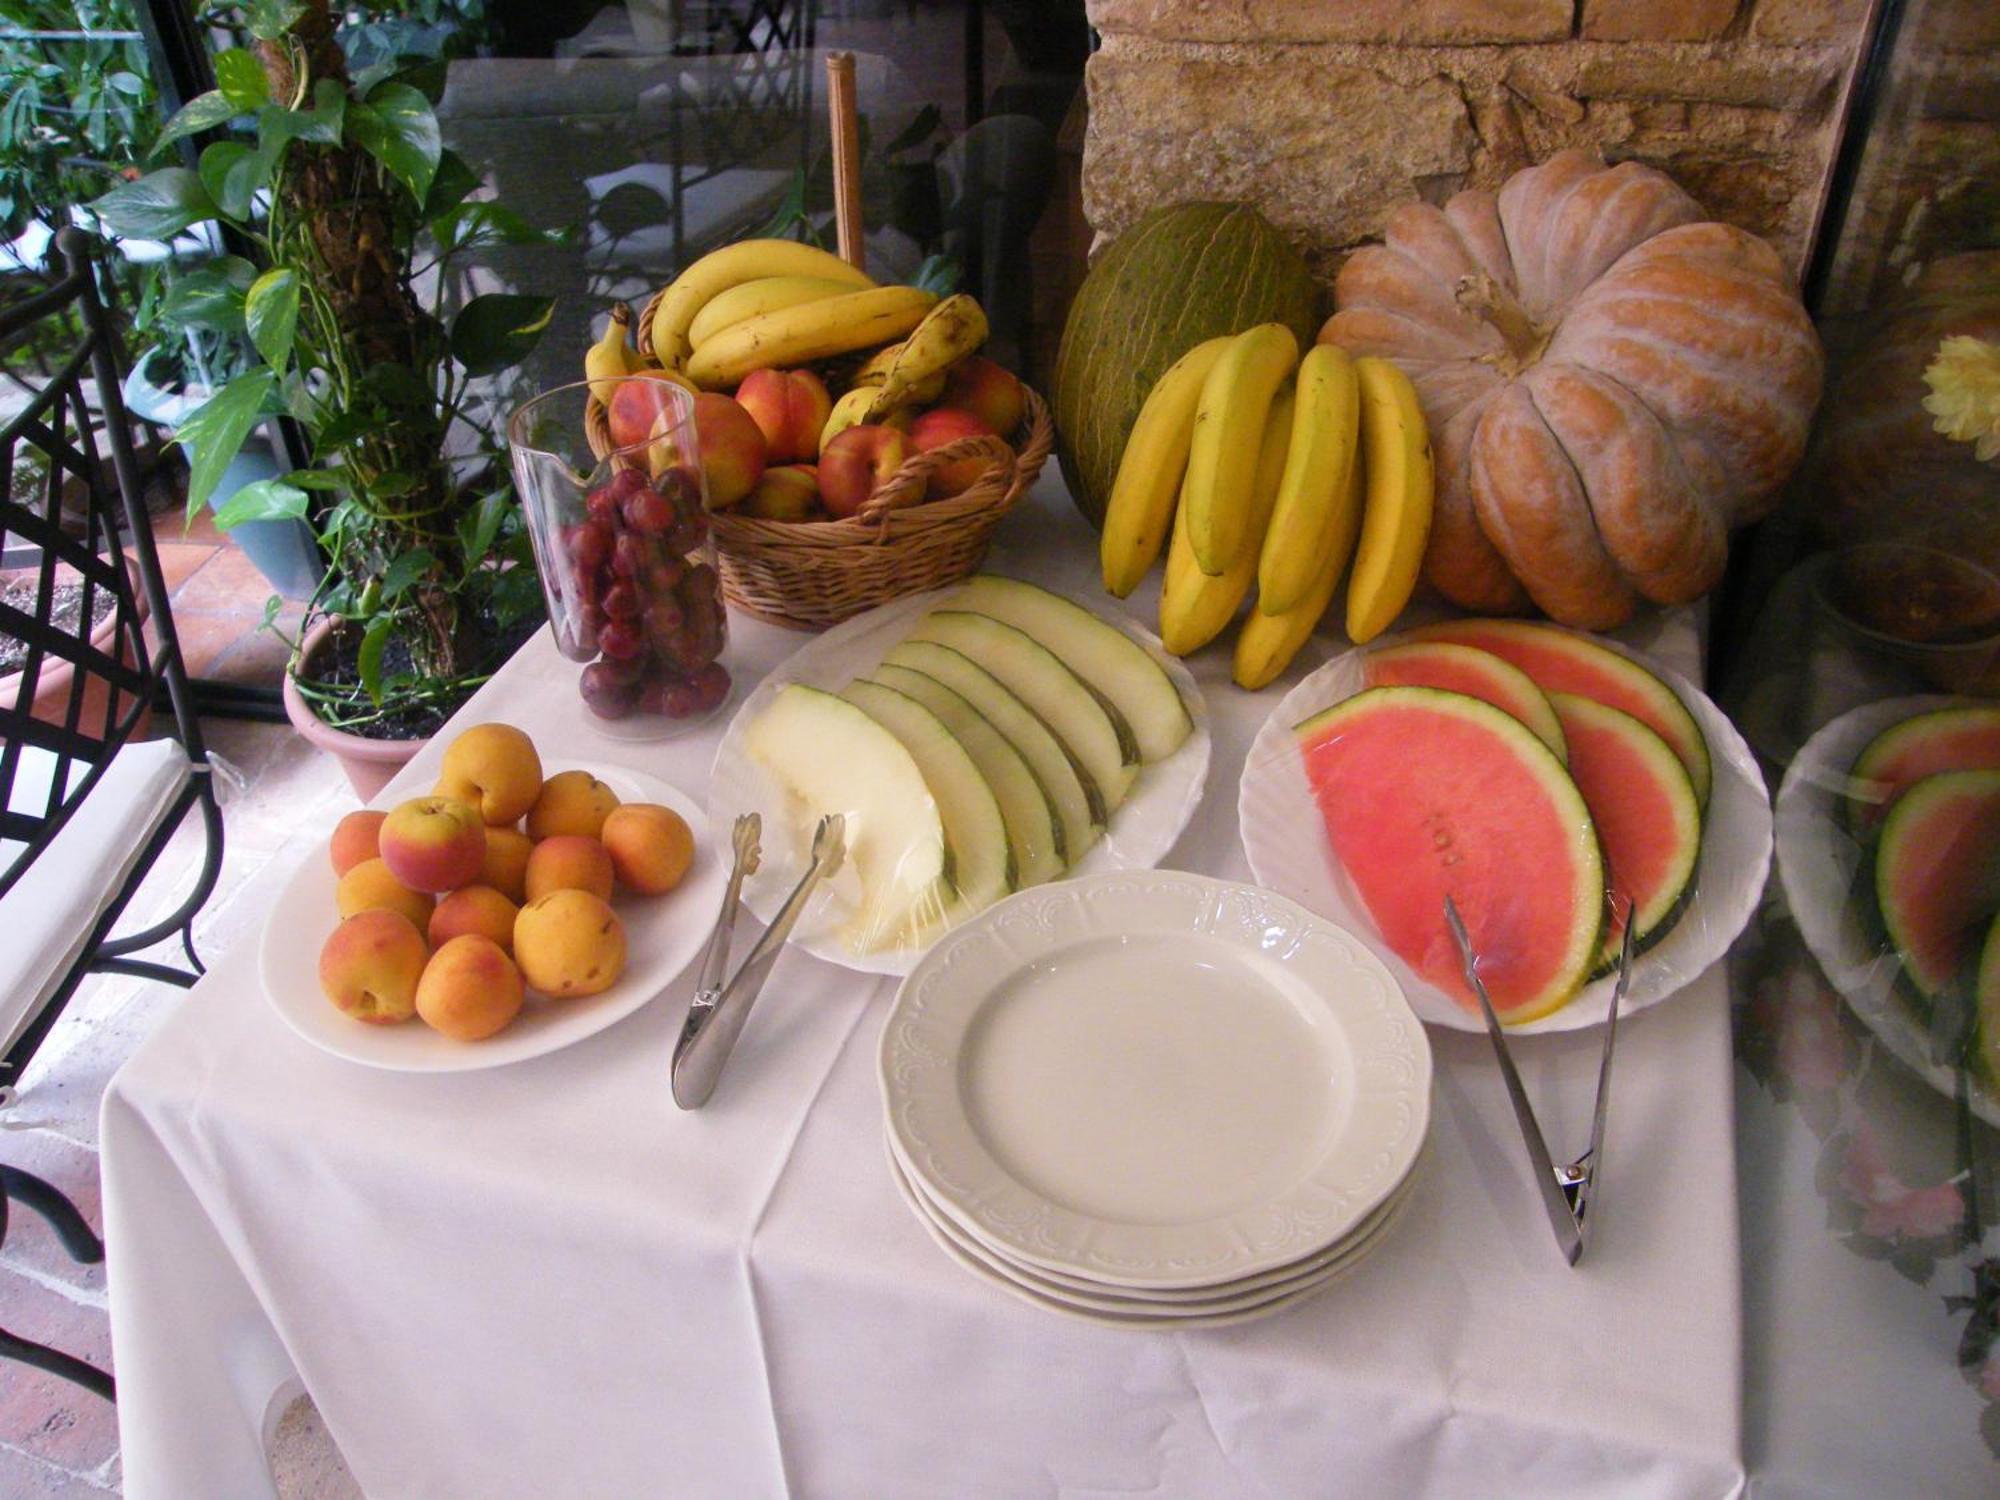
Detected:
left=825, top=52, right=865, bottom=273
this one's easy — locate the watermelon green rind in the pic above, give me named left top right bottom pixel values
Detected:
left=1053, top=202, right=1322, bottom=530
left=1295, top=685, right=1604, bottom=1024
left=1846, top=705, right=2000, bottom=833
left=1409, top=619, right=1712, bottom=808
left=1874, top=768, right=2000, bottom=1004
left=1360, top=641, right=1568, bottom=761
left=1976, top=913, right=2000, bottom=1088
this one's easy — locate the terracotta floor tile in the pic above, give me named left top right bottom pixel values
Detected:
left=166, top=611, right=251, bottom=678
left=173, top=507, right=226, bottom=547
left=171, top=544, right=273, bottom=617
left=155, top=542, right=219, bottom=597
left=207, top=624, right=294, bottom=689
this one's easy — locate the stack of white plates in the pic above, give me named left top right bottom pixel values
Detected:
left=880, top=871, right=1432, bottom=1329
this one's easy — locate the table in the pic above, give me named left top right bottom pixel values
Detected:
left=103, top=475, right=1747, bottom=1499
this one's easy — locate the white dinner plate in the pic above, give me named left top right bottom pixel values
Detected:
left=706, top=580, right=1211, bottom=977
left=1239, top=630, right=1772, bottom=1035
left=1775, top=695, right=2000, bottom=1128
left=260, top=761, right=723, bottom=1072
left=880, top=871, right=1432, bottom=1290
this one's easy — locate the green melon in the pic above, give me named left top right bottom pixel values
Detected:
left=1052, top=202, right=1322, bottom=530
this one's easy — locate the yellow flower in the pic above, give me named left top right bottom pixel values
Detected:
left=1921, top=334, right=2000, bottom=463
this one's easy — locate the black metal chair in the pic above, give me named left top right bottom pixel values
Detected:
left=0, top=227, right=227, bottom=1401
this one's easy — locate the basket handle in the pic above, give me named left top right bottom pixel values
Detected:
left=855, top=434, right=1017, bottom=533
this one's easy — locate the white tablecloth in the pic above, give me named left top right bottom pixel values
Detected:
left=103, top=476, right=1745, bottom=1499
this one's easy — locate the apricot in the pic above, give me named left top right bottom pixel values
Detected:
left=429, top=885, right=520, bottom=953
left=335, top=857, right=435, bottom=931
left=513, top=889, right=626, bottom=998
left=600, top=803, right=695, bottom=896
left=328, top=809, right=387, bottom=877
left=435, top=723, right=544, bottom=827
left=318, top=909, right=428, bottom=1025
left=379, top=795, right=487, bottom=893
left=524, top=835, right=615, bottom=903
left=479, top=827, right=535, bottom=904
left=415, top=935, right=525, bottom=1041
left=525, top=770, right=621, bottom=841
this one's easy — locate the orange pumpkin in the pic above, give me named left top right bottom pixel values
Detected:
left=1321, top=150, right=1824, bottom=629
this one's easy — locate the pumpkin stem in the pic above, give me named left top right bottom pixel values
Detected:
left=1455, top=273, right=1551, bottom=377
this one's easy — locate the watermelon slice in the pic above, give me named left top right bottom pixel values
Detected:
left=1976, top=914, right=2000, bottom=1088
left=1296, top=686, right=1604, bottom=1024
left=1360, top=641, right=1567, bottom=761
left=1410, top=619, right=1711, bottom=807
left=1547, top=693, right=1701, bottom=970
left=1847, top=705, right=2000, bottom=833
left=1874, top=768, right=2000, bottom=1005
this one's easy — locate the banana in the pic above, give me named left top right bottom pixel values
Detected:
left=1099, top=336, right=1232, bottom=598
left=1183, top=323, right=1300, bottom=575
left=849, top=343, right=947, bottom=404
left=819, top=384, right=913, bottom=453
left=1232, top=438, right=1361, bottom=690
left=863, top=294, right=987, bottom=420
left=688, top=275, right=863, bottom=350
left=1256, top=343, right=1362, bottom=615
left=686, top=285, right=938, bottom=390
left=584, top=302, right=641, bottom=404
left=1159, top=384, right=1293, bottom=654
left=649, top=239, right=875, bottom=371
left=1344, top=356, right=1435, bottom=644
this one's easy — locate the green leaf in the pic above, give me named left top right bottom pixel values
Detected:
left=244, top=268, right=299, bottom=370
left=346, top=83, right=439, bottom=203
left=449, top=293, right=554, bottom=376
left=297, top=79, right=345, bottom=145
left=109, top=72, right=148, bottom=98
left=212, top=478, right=308, bottom=529
left=278, top=468, right=346, bottom=492
left=176, top=369, right=277, bottom=515
left=912, top=253, right=960, bottom=298
left=455, top=488, right=509, bottom=567
left=197, top=141, right=260, bottom=219
left=423, top=150, right=480, bottom=218
left=438, top=202, right=566, bottom=255
left=160, top=256, right=256, bottom=334
left=213, top=50, right=271, bottom=112
left=90, top=168, right=217, bottom=241
left=356, top=613, right=392, bottom=706
left=246, top=0, right=308, bottom=42
left=152, top=90, right=240, bottom=157
left=380, top=547, right=435, bottom=600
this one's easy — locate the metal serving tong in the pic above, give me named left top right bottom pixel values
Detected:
left=1444, top=895, right=1633, bottom=1267
left=672, top=813, right=846, bottom=1110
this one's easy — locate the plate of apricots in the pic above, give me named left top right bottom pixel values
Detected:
left=260, top=722, right=724, bottom=1071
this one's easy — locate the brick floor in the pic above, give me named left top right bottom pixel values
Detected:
left=0, top=1273, right=117, bottom=1474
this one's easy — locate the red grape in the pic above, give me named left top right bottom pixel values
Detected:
left=602, top=582, right=642, bottom=620
left=622, top=488, right=675, bottom=535
left=608, top=465, right=649, bottom=501
left=579, top=661, right=640, bottom=719
left=690, top=660, right=731, bottom=710
left=611, top=532, right=652, bottom=579
left=598, top=618, right=644, bottom=660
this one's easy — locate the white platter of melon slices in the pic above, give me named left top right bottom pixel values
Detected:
left=1776, top=696, right=2000, bottom=1126
left=1240, top=619, right=1772, bottom=1035
left=708, top=575, right=1211, bottom=976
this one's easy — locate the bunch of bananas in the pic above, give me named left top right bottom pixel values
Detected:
left=1100, top=323, right=1435, bottom=689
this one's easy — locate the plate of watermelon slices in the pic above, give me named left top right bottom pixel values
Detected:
left=1240, top=620, right=1772, bottom=1035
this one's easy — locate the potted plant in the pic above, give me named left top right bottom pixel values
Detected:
left=92, top=0, right=560, bottom=797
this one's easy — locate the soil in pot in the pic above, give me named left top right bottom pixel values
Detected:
left=297, top=603, right=543, bottom=742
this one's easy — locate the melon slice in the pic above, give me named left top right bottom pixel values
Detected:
left=1847, top=705, right=2000, bottom=832
left=1361, top=641, right=1567, bottom=760
left=1875, top=768, right=2000, bottom=1006
left=1547, top=693, right=1700, bottom=970
left=1295, top=685, right=1604, bottom=1024
left=1976, top=914, right=2000, bottom=1088
left=1410, top=619, right=1710, bottom=806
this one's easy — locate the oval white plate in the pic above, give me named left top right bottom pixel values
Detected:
left=881, top=871, right=1431, bottom=1289
left=707, top=581, right=1211, bottom=976
left=1239, top=630, right=1772, bottom=1034
left=1775, top=695, right=1999, bottom=1128
left=260, top=762, right=723, bottom=1073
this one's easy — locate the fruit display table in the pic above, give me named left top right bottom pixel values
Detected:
left=102, top=473, right=1747, bottom=1499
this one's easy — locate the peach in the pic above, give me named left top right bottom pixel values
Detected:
left=524, top=835, right=615, bottom=903
left=513, top=889, right=627, bottom=998
left=736, top=464, right=820, bottom=522
left=940, top=355, right=1025, bottom=438
left=692, top=392, right=767, bottom=509
left=428, top=885, right=520, bottom=952
left=378, top=795, right=487, bottom=894
left=415, top=935, right=525, bottom=1041
left=329, top=810, right=387, bottom=876
left=607, top=371, right=697, bottom=452
left=908, top=407, right=1000, bottom=498
left=818, top=424, right=908, bottom=521
left=479, top=827, right=535, bottom=903
left=601, top=803, right=696, bottom=896
left=335, top=857, right=435, bottom=931
left=525, top=770, right=620, bottom=841
left=318, top=909, right=428, bottom=1025
left=435, top=723, right=543, bottom=827
left=736, top=368, right=832, bottom=465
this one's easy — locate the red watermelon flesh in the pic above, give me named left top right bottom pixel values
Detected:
left=1547, top=693, right=1701, bottom=968
left=1296, top=686, right=1603, bottom=1023
left=1410, top=619, right=1711, bottom=808
left=1875, top=769, right=2000, bottom=1003
left=1848, top=705, right=2000, bottom=832
left=1361, top=642, right=1567, bottom=761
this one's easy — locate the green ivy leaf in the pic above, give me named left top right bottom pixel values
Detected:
left=278, top=468, right=346, bottom=492
left=449, top=293, right=554, bottom=376
left=176, top=368, right=277, bottom=516
left=296, top=79, right=345, bottom=145
left=212, top=478, right=308, bottom=530
left=346, top=83, right=439, bottom=203
left=244, top=268, right=300, bottom=370
left=246, top=0, right=308, bottom=43
left=356, top=613, right=392, bottom=706
left=422, top=150, right=479, bottom=218
left=89, top=168, right=217, bottom=241
left=438, top=202, right=567, bottom=255
left=160, top=256, right=256, bottom=335
left=197, top=141, right=260, bottom=220
left=213, top=50, right=271, bottom=112
left=152, top=90, right=240, bottom=157
left=380, top=547, right=435, bottom=601
left=455, top=488, right=509, bottom=567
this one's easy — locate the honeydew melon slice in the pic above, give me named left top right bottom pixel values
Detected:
left=1410, top=618, right=1710, bottom=807
left=903, top=611, right=1138, bottom=811
left=1847, top=705, right=2000, bottom=833
left=879, top=641, right=1104, bottom=864
left=1875, top=768, right=2000, bottom=1006
left=950, top=574, right=1193, bottom=763
left=1360, top=641, right=1567, bottom=760
left=863, top=666, right=1064, bottom=886
left=743, top=684, right=948, bottom=951
left=1295, top=685, right=1603, bottom=1024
